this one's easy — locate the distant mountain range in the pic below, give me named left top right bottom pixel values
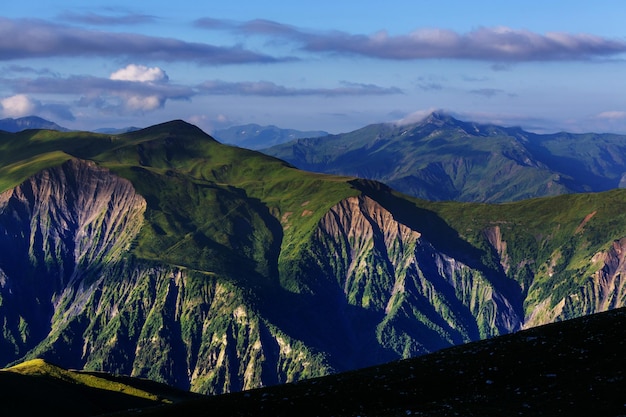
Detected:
left=213, top=123, right=328, bottom=149
left=263, top=112, right=626, bottom=202
left=93, top=126, right=142, bottom=134
left=0, top=116, right=69, bottom=132
left=0, top=116, right=326, bottom=148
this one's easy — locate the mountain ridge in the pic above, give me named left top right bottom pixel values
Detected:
left=2, top=120, right=626, bottom=396
left=263, top=112, right=626, bottom=202
left=213, top=123, right=328, bottom=150
left=0, top=115, right=69, bottom=132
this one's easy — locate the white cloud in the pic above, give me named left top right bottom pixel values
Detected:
left=596, top=111, right=626, bottom=120
left=108, top=65, right=169, bottom=112
left=110, top=64, right=168, bottom=83
left=124, top=95, right=164, bottom=111
left=0, top=94, right=38, bottom=117
left=393, top=108, right=441, bottom=126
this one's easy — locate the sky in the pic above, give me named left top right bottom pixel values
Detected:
left=2, top=1, right=626, bottom=134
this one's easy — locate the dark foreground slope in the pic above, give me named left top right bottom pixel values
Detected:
left=3, top=307, right=624, bottom=416
left=118, top=307, right=626, bottom=417
left=0, top=359, right=199, bottom=416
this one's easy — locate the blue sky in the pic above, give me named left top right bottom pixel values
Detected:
left=2, top=1, right=626, bottom=134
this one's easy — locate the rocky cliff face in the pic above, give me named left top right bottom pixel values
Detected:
left=309, top=196, right=521, bottom=358
left=2, top=158, right=626, bottom=395
left=0, top=159, right=146, bottom=364
left=524, top=237, right=626, bottom=327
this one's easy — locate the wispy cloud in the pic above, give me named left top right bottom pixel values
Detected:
left=1, top=65, right=59, bottom=76
left=198, top=18, right=626, bottom=62
left=0, top=17, right=290, bottom=65
left=490, top=63, right=513, bottom=72
left=595, top=111, right=626, bottom=120
left=197, top=80, right=402, bottom=96
left=58, top=11, right=157, bottom=26
left=469, top=88, right=505, bottom=98
left=417, top=82, right=443, bottom=91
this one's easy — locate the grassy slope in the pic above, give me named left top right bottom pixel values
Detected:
left=90, top=121, right=359, bottom=286
left=0, top=122, right=358, bottom=277
left=0, top=359, right=198, bottom=416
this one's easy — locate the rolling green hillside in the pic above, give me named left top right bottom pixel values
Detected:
left=2, top=120, right=626, bottom=396
left=263, top=112, right=626, bottom=202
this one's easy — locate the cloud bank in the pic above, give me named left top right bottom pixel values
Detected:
left=6, top=63, right=193, bottom=114
left=0, top=17, right=288, bottom=65
left=197, top=18, right=626, bottom=62
left=198, top=80, right=402, bottom=96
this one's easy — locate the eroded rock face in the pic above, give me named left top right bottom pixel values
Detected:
left=0, top=159, right=147, bottom=364
left=543, top=238, right=626, bottom=325
left=312, top=195, right=521, bottom=358
left=0, top=158, right=146, bottom=273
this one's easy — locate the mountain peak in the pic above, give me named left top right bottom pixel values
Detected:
left=125, top=119, right=212, bottom=139
left=419, top=111, right=459, bottom=127
left=0, top=115, right=69, bottom=132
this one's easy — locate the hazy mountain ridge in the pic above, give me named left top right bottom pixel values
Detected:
left=2, top=121, right=626, bottom=396
left=263, top=112, right=626, bottom=202
left=213, top=123, right=328, bottom=150
left=0, top=116, right=69, bottom=132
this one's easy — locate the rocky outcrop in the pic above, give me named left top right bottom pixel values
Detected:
left=0, top=159, right=146, bottom=364
left=525, top=238, right=626, bottom=327
left=311, top=195, right=521, bottom=359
